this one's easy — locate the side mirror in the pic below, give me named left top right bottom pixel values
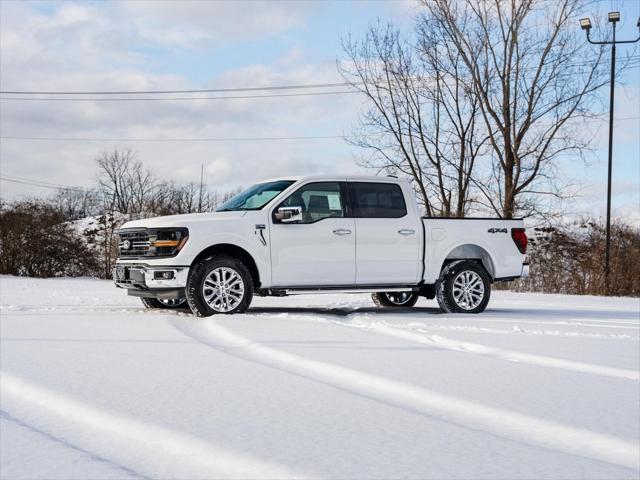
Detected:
left=274, top=206, right=302, bottom=223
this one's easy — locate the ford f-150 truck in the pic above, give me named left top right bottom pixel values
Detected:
left=113, top=176, right=528, bottom=315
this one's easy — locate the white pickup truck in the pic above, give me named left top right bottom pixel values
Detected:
left=113, top=176, right=528, bottom=315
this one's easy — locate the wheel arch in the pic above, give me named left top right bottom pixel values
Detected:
left=191, top=243, right=261, bottom=288
left=441, top=244, right=495, bottom=280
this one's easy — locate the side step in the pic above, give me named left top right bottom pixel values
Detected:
left=266, top=286, right=420, bottom=296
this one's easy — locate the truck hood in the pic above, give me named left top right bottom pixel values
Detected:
left=121, top=211, right=247, bottom=229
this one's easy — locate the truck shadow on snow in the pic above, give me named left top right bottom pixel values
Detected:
left=250, top=306, right=449, bottom=316
left=247, top=306, right=639, bottom=320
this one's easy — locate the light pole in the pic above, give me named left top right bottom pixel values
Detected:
left=579, top=12, right=640, bottom=294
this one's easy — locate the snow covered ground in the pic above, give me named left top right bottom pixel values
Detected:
left=1, top=276, right=638, bottom=479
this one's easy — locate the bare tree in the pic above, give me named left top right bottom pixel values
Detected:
left=422, top=0, right=608, bottom=218
left=151, top=181, right=199, bottom=215
left=51, top=188, right=99, bottom=220
left=130, top=161, right=155, bottom=215
left=96, top=149, right=155, bottom=215
left=340, top=22, right=484, bottom=217
left=417, top=22, right=489, bottom=216
left=177, top=182, right=204, bottom=213
left=96, top=149, right=133, bottom=213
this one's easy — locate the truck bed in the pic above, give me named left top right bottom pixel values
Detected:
left=421, top=217, right=526, bottom=284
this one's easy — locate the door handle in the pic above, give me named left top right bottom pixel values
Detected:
left=398, top=229, right=415, bottom=235
left=332, top=229, right=352, bottom=235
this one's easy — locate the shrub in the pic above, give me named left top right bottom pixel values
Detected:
left=0, top=200, right=100, bottom=278
left=503, top=221, right=640, bottom=297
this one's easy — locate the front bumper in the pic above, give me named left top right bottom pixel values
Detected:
left=113, top=264, right=189, bottom=299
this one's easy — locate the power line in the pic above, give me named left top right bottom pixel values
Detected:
left=2, top=56, right=637, bottom=98
left=0, top=90, right=356, bottom=102
left=0, top=82, right=353, bottom=96
left=2, top=116, right=638, bottom=144
left=0, top=135, right=348, bottom=142
left=1, top=173, right=83, bottom=189
left=0, top=175, right=85, bottom=192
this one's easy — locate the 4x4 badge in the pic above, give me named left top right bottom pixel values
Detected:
left=487, top=228, right=508, bottom=234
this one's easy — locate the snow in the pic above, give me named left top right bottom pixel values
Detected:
left=1, top=276, right=639, bottom=479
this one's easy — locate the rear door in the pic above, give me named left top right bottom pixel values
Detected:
left=349, top=181, right=421, bottom=285
left=269, top=181, right=356, bottom=286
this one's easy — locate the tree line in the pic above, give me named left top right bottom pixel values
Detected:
left=0, top=148, right=637, bottom=296
left=496, top=221, right=640, bottom=297
left=0, top=150, right=239, bottom=279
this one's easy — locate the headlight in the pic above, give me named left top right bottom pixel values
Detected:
left=118, top=228, right=188, bottom=258
left=150, top=228, right=189, bottom=257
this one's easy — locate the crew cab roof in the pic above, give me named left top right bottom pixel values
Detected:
left=257, top=175, right=408, bottom=184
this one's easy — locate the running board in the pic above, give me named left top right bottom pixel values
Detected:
left=282, top=286, right=419, bottom=295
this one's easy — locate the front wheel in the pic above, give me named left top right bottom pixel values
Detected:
left=436, top=260, right=491, bottom=314
left=141, top=297, right=188, bottom=309
left=186, top=255, right=253, bottom=317
left=371, top=291, right=419, bottom=308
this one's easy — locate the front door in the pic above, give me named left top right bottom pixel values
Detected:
left=269, top=181, right=355, bottom=287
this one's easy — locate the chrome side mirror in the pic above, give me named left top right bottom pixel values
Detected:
left=275, top=206, right=302, bottom=223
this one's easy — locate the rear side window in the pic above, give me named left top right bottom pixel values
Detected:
left=349, top=182, right=407, bottom=218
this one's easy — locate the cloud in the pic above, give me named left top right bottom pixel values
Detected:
left=0, top=1, right=366, bottom=200
left=4, top=0, right=633, bottom=222
left=118, top=1, right=311, bottom=48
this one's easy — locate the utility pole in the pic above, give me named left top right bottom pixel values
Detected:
left=198, top=164, right=204, bottom=213
left=579, top=13, right=640, bottom=294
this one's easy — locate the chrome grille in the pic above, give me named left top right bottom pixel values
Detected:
left=118, top=229, right=150, bottom=257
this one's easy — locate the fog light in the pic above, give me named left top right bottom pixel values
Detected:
left=154, top=271, right=174, bottom=280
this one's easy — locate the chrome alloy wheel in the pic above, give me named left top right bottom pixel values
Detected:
left=383, top=292, right=415, bottom=306
left=202, top=267, right=245, bottom=313
left=452, top=270, right=485, bottom=310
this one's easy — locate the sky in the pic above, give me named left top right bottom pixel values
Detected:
left=0, top=0, right=638, bottom=222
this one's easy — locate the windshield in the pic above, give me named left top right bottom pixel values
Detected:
left=217, top=180, right=295, bottom=211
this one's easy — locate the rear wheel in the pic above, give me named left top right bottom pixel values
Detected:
left=141, top=297, right=187, bottom=309
left=371, top=291, right=419, bottom=308
left=437, top=260, right=491, bottom=314
left=186, top=255, right=253, bottom=317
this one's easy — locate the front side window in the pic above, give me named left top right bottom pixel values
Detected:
left=218, top=180, right=294, bottom=211
left=276, top=182, right=345, bottom=223
left=349, top=182, right=407, bottom=218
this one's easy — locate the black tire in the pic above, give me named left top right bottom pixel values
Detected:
left=371, top=291, right=419, bottom=308
left=141, top=297, right=188, bottom=309
left=186, top=255, right=254, bottom=317
left=437, top=260, right=491, bottom=314
left=436, top=261, right=460, bottom=314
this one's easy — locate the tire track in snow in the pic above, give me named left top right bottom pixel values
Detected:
left=429, top=318, right=640, bottom=331
left=173, top=317, right=640, bottom=471
left=0, top=372, right=307, bottom=479
left=312, top=317, right=638, bottom=339
left=316, top=318, right=639, bottom=381
left=0, top=410, right=146, bottom=479
left=410, top=323, right=637, bottom=339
